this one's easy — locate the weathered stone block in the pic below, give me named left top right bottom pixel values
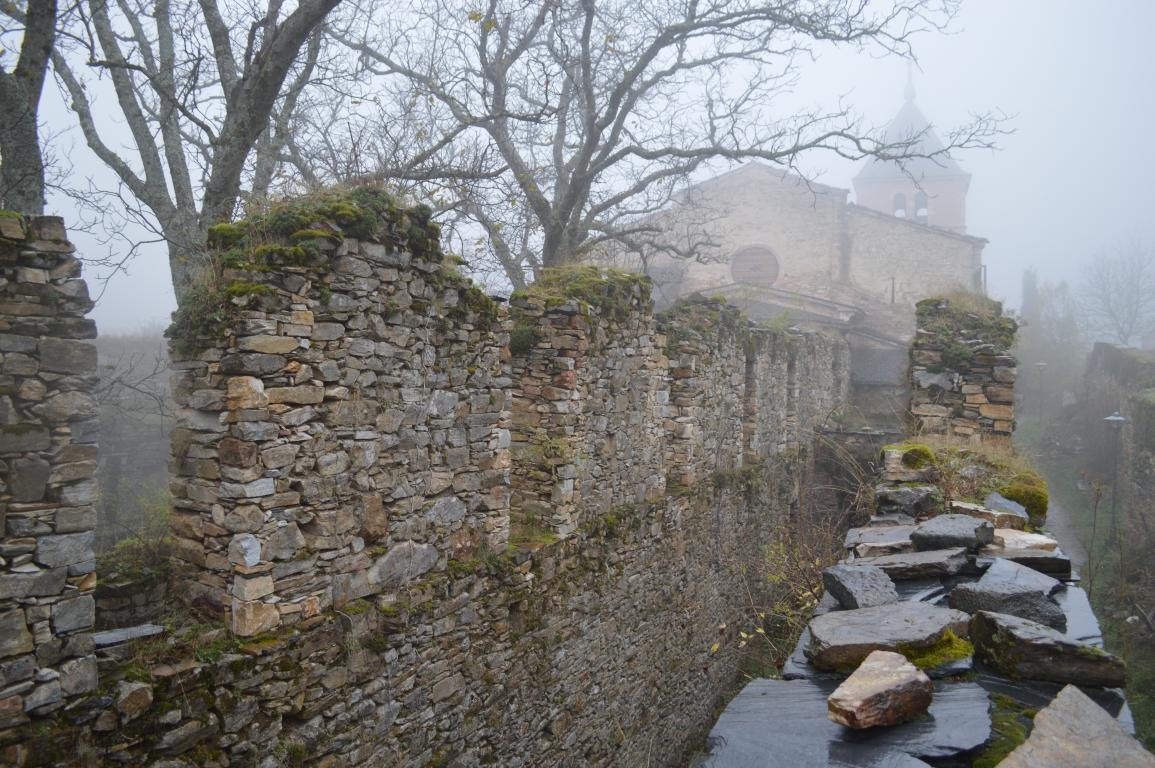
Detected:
left=228, top=534, right=261, bottom=567
left=232, top=574, right=274, bottom=601
left=266, top=385, right=324, bottom=405
left=237, top=335, right=300, bottom=354
left=36, top=532, right=94, bottom=569
left=59, top=655, right=97, bottom=695
left=38, top=338, right=96, bottom=374
left=231, top=599, right=280, bottom=637
left=51, top=595, right=94, bottom=634
left=9, top=456, right=50, bottom=502
left=226, top=376, right=268, bottom=410
left=0, top=610, right=32, bottom=659
left=0, top=424, right=50, bottom=453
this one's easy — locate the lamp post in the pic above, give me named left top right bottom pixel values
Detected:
left=1035, top=361, right=1048, bottom=427
left=1104, top=411, right=1127, bottom=540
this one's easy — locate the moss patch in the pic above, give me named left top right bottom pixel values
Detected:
left=972, top=692, right=1037, bottom=768
left=916, top=294, right=1017, bottom=371
left=998, top=480, right=1049, bottom=526
left=511, top=265, right=649, bottom=321
left=167, top=185, right=454, bottom=356
left=896, top=629, right=974, bottom=671
left=883, top=442, right=936, bottom=469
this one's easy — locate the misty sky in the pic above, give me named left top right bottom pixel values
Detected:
left=48, top=0, right=1155, bottom=333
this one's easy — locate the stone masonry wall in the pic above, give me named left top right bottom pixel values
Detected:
left=909, top=297, right=1017, bottom=441
left=0, top=201, right=851, bottom=767
left=168, top=237, right=507, bottom=636
left=0, top=216, right=99, bottom=730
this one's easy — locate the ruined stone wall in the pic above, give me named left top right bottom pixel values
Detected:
left=0, top=216, right=99, bottom=729
left=908, top=297, right=1017, bottom=441
left=508, top=287, right=667, bottom=537
left=168, top=239, right=508, bottom=636
left=0, top=203, right=852, bottom=766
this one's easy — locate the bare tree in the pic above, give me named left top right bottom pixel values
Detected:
left=334, top=0, right=1001, bottom=287
left=0, top=0, right=344, bottom=298
left=0, top=0, right=56, bottom=213
left=1079, top=242, right=1155, bottom=346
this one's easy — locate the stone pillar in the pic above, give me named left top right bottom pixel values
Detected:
left=909, top=297, right=1017, bottom=441
left=0, top=215, right=99, bottom=727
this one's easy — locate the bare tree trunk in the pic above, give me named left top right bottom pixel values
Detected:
left=0, top=0, right=56, bottom=214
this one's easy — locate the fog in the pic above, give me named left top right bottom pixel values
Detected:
left=42, top=0, right=1154, bottom=332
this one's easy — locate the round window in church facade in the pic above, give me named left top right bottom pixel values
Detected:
left=730, top=245, right=780, bottom=286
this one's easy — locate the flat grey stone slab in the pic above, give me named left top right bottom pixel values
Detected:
left=970, top=611, right=1126, bottom=688
left=950, top=558, right=1066, bottom=630
left=92, top=624, right=165, bottom=647
left=867, top=514, right=918, bottom=527
left=875, top=484, right=943, bottom=518
left=978, top=546, right=1071, bottom=577
left=853, top=548, right=968, bottom=581
left=823, top=564, right=898, bottom=609
left=702, top=677, right=990, bottom=767
left=910, top=514, right=994, bottom=552
left=806, top=603, right=970, bottom=672
left=951, top=500, right=1028, bottom=530
left=1001, top=685, right=1155, bottom=768
left=845, top=526, right=915, bottom=557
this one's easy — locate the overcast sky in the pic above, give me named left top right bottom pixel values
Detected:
left=49, top=0, right=1155, bottom=332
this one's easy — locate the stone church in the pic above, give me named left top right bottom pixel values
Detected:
left=621, top=85, right=987, bottom=425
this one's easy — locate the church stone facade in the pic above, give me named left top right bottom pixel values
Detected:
left=622, top=90, right=987, bottom=427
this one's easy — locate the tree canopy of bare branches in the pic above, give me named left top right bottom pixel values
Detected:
left=0, top=0, right=57, bottom=214
left=1078, top=242, right=1155, bottom=346
left=2, top=0, right=344, bottom=297
left=332, top=0, right=1001, bottom=287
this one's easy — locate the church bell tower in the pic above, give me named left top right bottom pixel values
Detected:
left=853, top=74, right=971, bottom=234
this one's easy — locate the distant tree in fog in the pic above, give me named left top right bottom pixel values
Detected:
left=1078, top=242, right=1155, bottom=346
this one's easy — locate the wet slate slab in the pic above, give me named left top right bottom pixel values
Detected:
left=844, top=526, right=915, bottom=557
left=853, top=548, right=969, bottom=580
left=1000, top=685, right=1155, bottom=768
left=950, top=499, right=1028, bottom=530
left=702, top=677, right=991, bottom=767
left=950, top=558, right=1066, bottom=630
left=970, top=611, right=1126, bottom=687
left=977, top=546, right=1071, bottom=577
left=823, top=564, right=899, bottom=609
left=806, top=603, right=970, bottom=671
left=910, top=514, right=994, bottom=552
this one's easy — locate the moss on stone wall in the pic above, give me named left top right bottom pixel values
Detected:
left=167, top=186, right=456, bottom=356
left=510, top=265, right=650, bottom=321
left=915, top=294, right=1017, bottom=371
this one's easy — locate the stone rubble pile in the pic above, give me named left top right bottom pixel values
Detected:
left=704, top=444, right=1147, bottom=767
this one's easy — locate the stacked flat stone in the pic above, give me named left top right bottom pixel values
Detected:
left=508, top=286, right=668, bottom=537
left=169, top=237, right=510, bottom=636
left=0, top=216, right=98, bottom=727
left=909, top=298, right=1017, bottom=440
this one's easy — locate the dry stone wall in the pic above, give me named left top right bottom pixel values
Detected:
left=0, top=216, right=99, bottom=730
left=909, top=297, right=1017, bottom=441
left=0, top=199, right=852, bottom=767
left=168, top=237, right=508, bottom=636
